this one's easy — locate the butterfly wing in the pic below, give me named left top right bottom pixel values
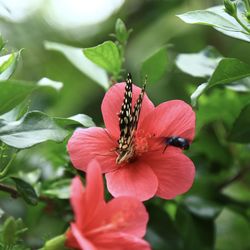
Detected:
left=118, top=73, right=133, bottom=150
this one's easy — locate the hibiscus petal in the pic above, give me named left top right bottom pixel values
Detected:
left=84, top=161, right=106, bottom=230
left=101, top=82, right=154, bottom=139
left=70, top=162, right=106, bottom=232
left=105, top=161, right=158, bottom=201
left=144, top=147, right=195, bottom=199
left=67, top=127, right=117, bottom=173
left=142, top=100, right=195, bottom=141
left=71, top=223, right=97, bottom=250
left=92, top=232, right=151, bottom=250
left=105, top=196, right=149, bottom=237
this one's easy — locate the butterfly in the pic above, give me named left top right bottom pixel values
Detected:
left=116, top=73, right=146, bottom=164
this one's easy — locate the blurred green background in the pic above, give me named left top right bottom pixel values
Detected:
left=0, top=0, right=250, bottom=249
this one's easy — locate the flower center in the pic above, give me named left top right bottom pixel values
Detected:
left=116, top=130, right=149, bottom=164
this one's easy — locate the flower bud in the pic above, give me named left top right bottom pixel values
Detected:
left=224, top=0, right=237, bottom=16
left=115, top=18, right=129, bottom=43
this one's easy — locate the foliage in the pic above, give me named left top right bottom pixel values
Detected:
left=0, top=0, right=250, bottom=249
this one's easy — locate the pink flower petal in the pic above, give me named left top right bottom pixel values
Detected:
left=105, top=196, right=149, bottom=237
left=67, top=127, right=117, bottom=173
left=101, top=82, right=154, bottom=139
left=143, top=147, right=195, bottom=199
left=70, top=176, right=87, bottom=230
left=105, top=161, right=158, bottom=201
left=71, top=223, right=97, bottom=250
left=92, top=232, right=151, bottom=250
left=84, top=160, right=106, bottom=231
left=142, top=100, right=195, bottom=141
left=70, top=162, right=106, bottom=232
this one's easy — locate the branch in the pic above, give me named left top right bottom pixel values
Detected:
left=0, top=182, right=51, bottom=203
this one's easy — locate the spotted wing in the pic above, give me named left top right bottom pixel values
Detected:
left=131, top=79, right=146, bottom=132
left=118, top=73, right=133, bottom=150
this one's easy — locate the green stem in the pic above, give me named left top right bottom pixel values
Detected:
left=0, top=153, right=16, bottom=180
left=233, top=13, right=250, bottom=33
left=244, top=0, right=250, bottom=11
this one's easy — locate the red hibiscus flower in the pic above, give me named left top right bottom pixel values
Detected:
left=66, top=160, right=150, bottom=250
left=67, top=79, right=195, bottom=201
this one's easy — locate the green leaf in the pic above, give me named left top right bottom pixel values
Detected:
left=55, top=114, right=95, bottom=128
left=0, top=80, right=36, bottom=115
left=177, top=9, right=239, bottom=30
left=141, top=47, right=168, bottom=83
left=115, top=18, right=130, bottom=43
left=215, top=208, right=250, bottom=250
left=0, top=50, right=21, bottom=80
left=0, top=79, right=63, bottom=115
left=83, top=41, right=121, bottom=77
left=177, top=6, right=250, bottom=42
left=42, top=179, right=71, bottom=199
left=44, top=41, right=109, bottom=90
left=183, top=195, right=222, bottom=219
left=176, top=46, right=222, bottom=78
left=222, top=180, right=250, bottom=202
left=38, top=77, right=63, bottom=91
left=228, top=103, right=250, bottom=143
left=191, top=58, right=250, bottom=107
left=208, top=58, right=250, bottom=87
left=176, top=205, right=215, bottom=250
left=2, top=216, right=17, bottom=246
left=146, top=203, right=183, bottom=250
left=43, top=234, right=68, bottom=250
left=0, top=111, right=68, bottom=149
left=12, top=177, right=38, bottom=205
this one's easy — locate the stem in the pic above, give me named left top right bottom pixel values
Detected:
left=0, top=182, right=52, bottom=203
left=233, top=12, right=250, bottom=33
left=0, top=182, right=18, bottom=198
left=244, top=0, right=250, bottom=11
left=0, top=153, right=16, bottom=180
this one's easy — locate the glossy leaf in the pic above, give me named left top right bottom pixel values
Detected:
left=183, top=195, right=222, bottom=219
left=208, top=58, right=250, bottom=87
left=191, top=58, right=250, bottom=107
left=0, top=50, right=21, bottom=80
left=44, top=41, right=109, bottom=89
left=0, top=111, right=68, bottom=149
left=146, top=204, right=183, bottom=250
left=83, top=41, right=121, bottom=77
left=55, top=114, right=95, bottom=128
left=38, top=77, right=63, bottom=91
left=42, top=179, right=70, bottom=199
left=176, top=46, right=222, bottom=78
left=177, top=5, right=250, bottom=42
left=215, top=209, right=250, bottom=250
left=228, top=103, right=250, bottom=143
left=141, top=47, right=168, bottom=83
left=12, top=177, right=38, bottom=205
left=222, top=180, right=250, bottom=202
left=0, top=80, right=36, bottom=115
left=176, top=206, right=215, bottom=250
left=0, top=79, right=63, bottom=115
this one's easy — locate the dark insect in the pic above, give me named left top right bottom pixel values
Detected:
left=116, top=73, right=146, bottom=164
left=164, top=136, right=190, bottom=151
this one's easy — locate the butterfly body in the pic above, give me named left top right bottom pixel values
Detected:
left=116, top=73, right=146, bottom=164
